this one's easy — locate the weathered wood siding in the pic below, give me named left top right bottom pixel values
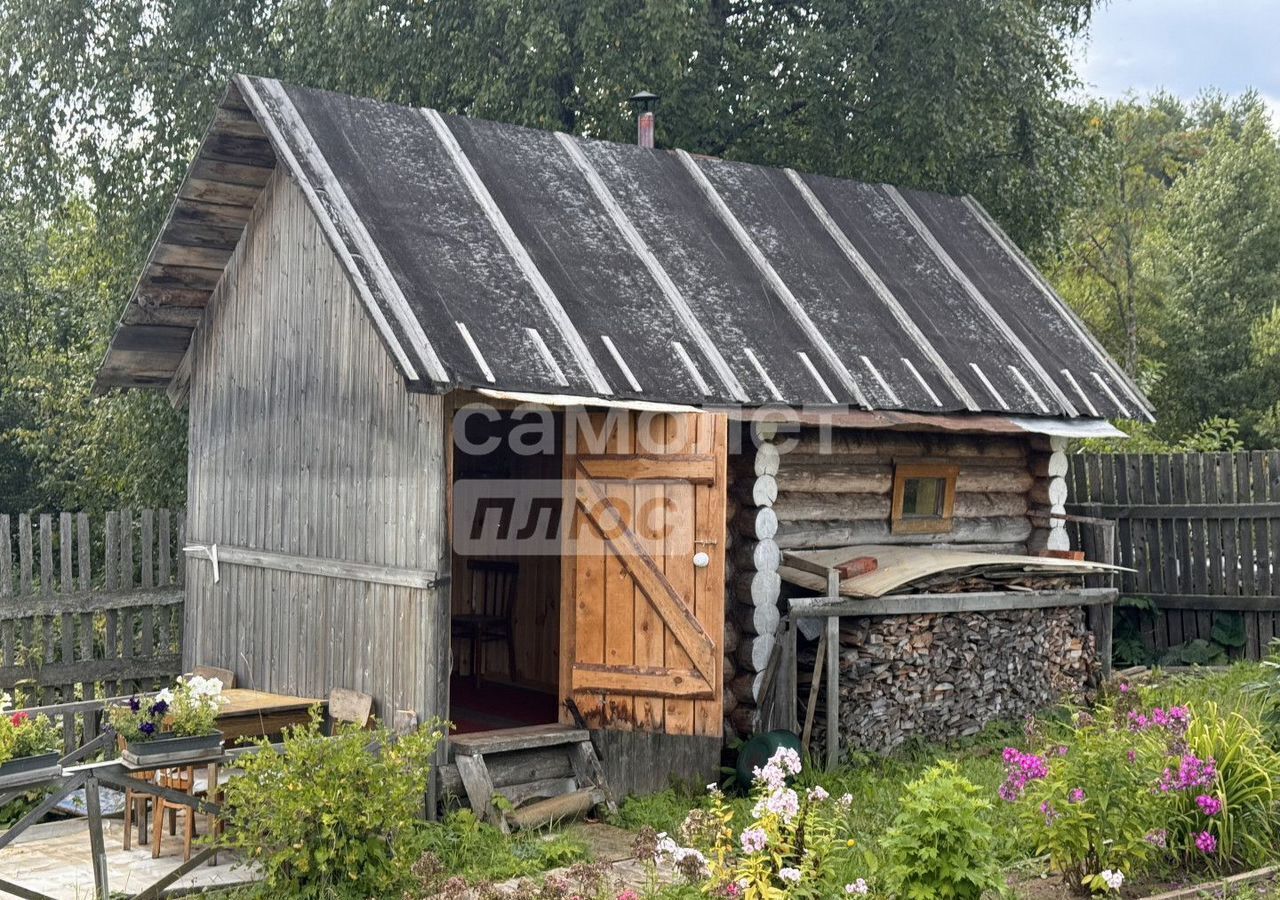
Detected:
left=184, top=168, right=449, bottom=725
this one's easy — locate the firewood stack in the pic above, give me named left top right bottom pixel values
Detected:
left=798, top=606, right=1098, bottom=759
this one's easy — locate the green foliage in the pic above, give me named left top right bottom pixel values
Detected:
left=0, top=710, right=60, bottom=765
left=879, top=762, right=1008, bottom=900
left=1021, top=711, right=1166, bottom=887
left=218, top=714, right=443, bottom=898
left=1173, top=703, right=1280, bottom=868
left=406, top=809, right=587, bottom=889
left=1243, top=642, right=1280, bottom=741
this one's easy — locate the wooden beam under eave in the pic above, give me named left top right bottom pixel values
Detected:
left=171, top=197, right=254, bottom=227
left=179, top=177, right=262, bottom=207
left=202, top=132, right=275, bottom=168
left=151, top=242, right=233, bottom=270
left=109, top=324, right=194, bottom=354
left=121, top=303, right=206, bottom=328
left=189, top=156, right=274, bottom=187
left=144, top=264, right=223, bottom=292
left=211, top=106, right=267, bottom=139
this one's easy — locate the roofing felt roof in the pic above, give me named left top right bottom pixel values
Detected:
left=96, top=75, right=1152, bottom=422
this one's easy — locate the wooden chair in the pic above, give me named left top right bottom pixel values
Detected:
left=325, top=687, right=373, bottom=734
left=191, top=665, right=236, bottom=687
left=120, top=732, right=156, bottom=852
left=451, top=560, right=519, bottom=686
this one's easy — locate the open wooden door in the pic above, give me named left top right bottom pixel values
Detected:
left=561, top=410, right=726, bottom=738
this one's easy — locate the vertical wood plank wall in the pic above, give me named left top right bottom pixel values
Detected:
left=184, top=169, right=449, bottom=724
left=1068, top=451, right=1280, bottom=658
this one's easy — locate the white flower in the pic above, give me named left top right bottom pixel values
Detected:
left=778, top=867, right=802, bottom=883
left=808, top=785, right=829, bottom=802
left=845, top=879, right=869, bottom=895
left=0, top=690, right=11, bottom=712
left=1101, top=870, right=1125, bottom=891
left=154, top=688, right=175, bottom=705
left=769, top=746, right=803, bottom=776
left=838, top=792, right=854, bottom=811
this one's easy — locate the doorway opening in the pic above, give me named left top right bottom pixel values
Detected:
left=448, top=408, right=563, bottom=734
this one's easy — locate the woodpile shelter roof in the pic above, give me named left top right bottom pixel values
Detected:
left=96, top=76, right=1151, bottom=422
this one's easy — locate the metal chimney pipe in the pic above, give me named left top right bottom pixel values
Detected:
left=630, top=91, right=659, bottom=149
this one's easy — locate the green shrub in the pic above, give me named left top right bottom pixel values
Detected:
left=219, top=714, right=443, bottom=898
left=1167, top=702, right=1280, bottom=868
left=879, top=761, right=1007, bottom=900
left=406, top=808, right=587, bottom=888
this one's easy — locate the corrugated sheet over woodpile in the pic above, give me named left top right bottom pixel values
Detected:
left=96, top=76, right=1151, bottom=422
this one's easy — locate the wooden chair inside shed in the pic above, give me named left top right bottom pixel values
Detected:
left=149, top=763, right=216, bottom=862
left=451, top=560, right=519, bottom=687
left=325, top=687, right=373, bottom=734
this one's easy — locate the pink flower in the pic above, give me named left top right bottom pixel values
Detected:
left=1195, top=830, right=1217, bottom=854
left=1119, top=682, right=1131, bottom=694
left=1068, top=788, right=1086, bottom=804
left=1158, top=754, right=1216, bottom=793
left=1126, top=749, right=1137, bottom=764
left=1195, top=794, right=1223, bottom=816
left=999, top=748, right=1049, bottom=802
left=617, top=892, right=640, bottom=900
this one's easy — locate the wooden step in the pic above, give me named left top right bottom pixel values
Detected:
left=450, top=724, right=589, bottom=757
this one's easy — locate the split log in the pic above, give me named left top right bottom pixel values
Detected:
left=774, top=516, right=1033, bottom=550
left=723, top=617, right=742, bottom=655
left=723, top=652, right=738, bottom=682
left=721, top=688, right=740, bottom=716
left=956, top=469, right=1034, bottom=493
left=1031, top=452, right=1069, bottom=478
left=1028, top=478, right=1069, bottom=507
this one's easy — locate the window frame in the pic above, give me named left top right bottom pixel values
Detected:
left=890, top=462, right=959, bottom=535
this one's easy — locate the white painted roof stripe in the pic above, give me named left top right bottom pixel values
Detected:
left=744, top=347, right=784, bottom=401
left=963, top=195, right=1153, bottom=422
left=676, top=149, right=870, bottom=409
left=456, top=321, right=495, bottom=383
left=860, top=356, right=902, bottom=407
left=1060, top=368, right=1100, bottom=417
left=885, top=184, right=1078, bottom=417
left=601, top=335, right=642, bottom=392
left=672, top=341, right=712, bottom=396
left=1008, top=366, right=1050, bottom=414
left=421, top=108, right=613, bottom=396
left=557, top=133, right=748, bottom=402
left=902, top=358, right=943, bottom=407
left=786, top=168, right=979, bottom=412
left=525, top=327, right=568, bottom=387
left=1091, top=371, right=1131, bottom=418
left=240, top=77, right=437, bottom=383
left=970, top=363, right=1009, bottom=411
left=798, top=352, right=839, bottom=403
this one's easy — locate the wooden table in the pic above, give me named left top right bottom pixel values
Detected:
left=216, top=689, right=326, bottom=743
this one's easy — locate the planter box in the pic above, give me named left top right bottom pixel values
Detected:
left=122, top=731, right=224, bottom=769
left=0, top=751, right=62, bottom=789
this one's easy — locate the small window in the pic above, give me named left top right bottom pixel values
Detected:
left=891, top=463, right=958, bottom=534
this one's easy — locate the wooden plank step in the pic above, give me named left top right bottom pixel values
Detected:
left=449, top=724, right=589, bottom=757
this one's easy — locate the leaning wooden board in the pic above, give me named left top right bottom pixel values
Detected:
left=216, top=688, right=326, bottom=742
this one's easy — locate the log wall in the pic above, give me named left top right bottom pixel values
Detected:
left=724, top=424, right=1071, bottom=737
left=184, top=169, right=449, bottom=728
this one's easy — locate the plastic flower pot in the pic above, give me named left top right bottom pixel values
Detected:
left=122, top=731, right=224, bottom=768
left=0, top=751, right=62, bottom=788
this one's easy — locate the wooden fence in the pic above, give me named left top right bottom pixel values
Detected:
left=1, top=509, right=186, bottom=748
left=1067, top=452, right=1280, bottom=658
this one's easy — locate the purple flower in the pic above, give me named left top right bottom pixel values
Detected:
left=149, top=700, right=169, bottom=716
left=1039, top=800, right=1058, bottom=824
left=1068, top=788, right=1086, bottom=804
left=999, top=748, right=1049, bottom=802
left=1195, top=831, right=1217, bottom=854
left=1119, top=682, right=1132, bottom=694
left=1145, top=829, right=1168, bottom=848
left=1158, top=754, right=1216, bottom=793
left=1126, top=749, right=1137, bottom=764
left=1196, top=794, right=1223, bottom=816
left=139, top=721, right=156, bottom=736
left=128, top=697, right=141, bottom=712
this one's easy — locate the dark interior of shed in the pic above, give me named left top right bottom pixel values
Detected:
left=448, top=409, right=563, bottom=733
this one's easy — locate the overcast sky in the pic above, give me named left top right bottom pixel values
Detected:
left=1076, top=0, right=1280, bottom=120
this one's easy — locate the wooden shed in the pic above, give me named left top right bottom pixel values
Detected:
left=95, top=77, right=1149, bottom=806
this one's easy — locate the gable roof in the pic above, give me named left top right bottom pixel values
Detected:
left=96, top=75, right=1152, bottom=422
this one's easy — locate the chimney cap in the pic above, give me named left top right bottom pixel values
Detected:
left=629, top=90, right=660, bottom=110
